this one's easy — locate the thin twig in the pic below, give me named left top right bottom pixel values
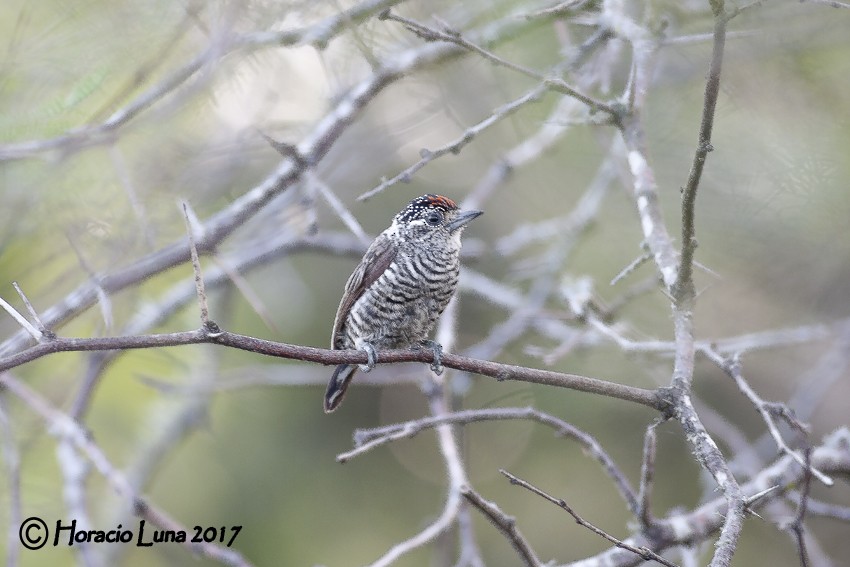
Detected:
left=501, top=470, right=679, bottom=567
left=12, top=282, right=50, bottom=336
left=311, top=174, right=371, bottom=245
left=381, top=10, right=618, bottom=116
left=461, top=486, right=541, bottom=567
left=339, top=407, right=640, bottom=517
left=181, top=201, right=212, bottom=328
left=521, top=0, right=592, bottom=20
left=0, top=295, right=43, bottom=342
left=800, top=0, right=850, bottom=7
left=674, top=0, right=729, bottom=300
left=784, top=448, right=813, bottom=567
left=558, top=428, right=850, bottom=566
left=610, top=250, right=653, bottom=286
left=637, top=420, right=660, bottom=527
left=65, top=233, right=114, bottom=332
left=359, top=85, right=547, bottom=201
left=700, top=347, right=832, bottom=486
left=786, top=496, right=850, bottom=522
left=0, top=0, right=409, bottom=162
left=0, top=373, right=253, bottom=567
left=460, top=24, right=615, bottom=213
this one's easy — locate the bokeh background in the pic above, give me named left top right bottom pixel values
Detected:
left=1, top=1, right=849, bottom=566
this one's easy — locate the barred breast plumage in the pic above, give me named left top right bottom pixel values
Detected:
left=325, top=194, right=482, bottom=412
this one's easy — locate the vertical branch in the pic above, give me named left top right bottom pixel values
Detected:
left=611, top=1, right=748, bottom=565
left=786, top=448, right=813, bottom=567
left=669, top=7, right=742, bottom=565
left=675, top=2, right=728, bottom=298
left=181, top=201, right=214, bottom=331
left=12, top=282, right=51, bottom=338
left=638, top=420, right=660, bottom=526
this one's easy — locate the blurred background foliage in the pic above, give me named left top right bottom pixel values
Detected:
left=1, top=0, right=849, bottom=566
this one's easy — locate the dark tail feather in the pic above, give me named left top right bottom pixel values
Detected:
left=324, top=364, right=358, bottom=413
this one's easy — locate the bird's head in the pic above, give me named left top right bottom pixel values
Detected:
left=390, top=194, right=482, bottom=247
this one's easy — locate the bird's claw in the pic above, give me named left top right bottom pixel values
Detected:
left=419, top=340, right=443, bottom=375
left=358, top=343, right=377, bottom=373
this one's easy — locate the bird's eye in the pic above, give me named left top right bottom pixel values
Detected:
left=425, top=211, right=443, bottom=226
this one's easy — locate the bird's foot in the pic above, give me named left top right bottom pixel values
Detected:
left=416, top=340, right=444, bottom=375
left=358, top=343, right=377, bottom=373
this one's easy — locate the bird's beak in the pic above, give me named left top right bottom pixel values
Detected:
left=446, top=209, right=483, bottom=232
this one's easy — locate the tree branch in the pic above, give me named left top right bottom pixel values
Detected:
left=461, top=486, right=542, bottom=567
left=0, top=329, right=667, bottom=411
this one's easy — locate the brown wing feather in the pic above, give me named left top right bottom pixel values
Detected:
left=331, top=231, right=398, bottom=349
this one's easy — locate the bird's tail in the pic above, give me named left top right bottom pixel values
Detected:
left=324, top=364, right=358, bottom=413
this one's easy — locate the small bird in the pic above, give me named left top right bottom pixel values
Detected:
left=325, top=194, right=482, bottom=412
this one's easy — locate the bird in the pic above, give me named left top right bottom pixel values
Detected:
left=324, top=194, right=482, bottom=412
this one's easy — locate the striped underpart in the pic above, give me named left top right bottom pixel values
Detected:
left=341, top=241, right=460, bottom=351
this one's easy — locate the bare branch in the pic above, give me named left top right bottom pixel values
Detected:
left=461, top=486, right=541, bottom=567
left=0, top=295, right=43, bottom=342
left=55, top=439, right=98, bottom=567
left=699, top=346, right=833, bottom=486
left=339, top=407, right=641, bottom=517
left=12, top=282, right=50, bottom=337
left=637, top=420, right=660, bottom=527
left=675, top=0, right=730, bottom=299
left=521, top=0, right=593, bottom=20
left=786, top=496, right=850, bottom=522
left=65, top=234, right=114, bottom=332
left=0, top=330, right=668, bottom=411
left=800, top=0, right=850, bottom=7
left=0, top=0, right=410, bottom=162
left=381, top=10, right=618, bottom=115
left=359, top=85, right=547, bottom=201
left=559, top=428, right=850, bottom=566
left=501, top=470, right=679, bottom=567
left=0, top=373, right=253, bottom=567
left=311, top=174, right=371, bottom=245
left=609, top=1, right=750, bottom=564
left=610, top=250, right=653, bottom=286
left=783, top=448, right=813, bottom=567
left=181, top=201, right=214, bottom=330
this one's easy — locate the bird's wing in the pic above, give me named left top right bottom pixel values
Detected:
left=331, top=231, right=398, bottom=349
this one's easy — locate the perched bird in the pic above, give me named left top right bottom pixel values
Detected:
left=325, top=194, right=482, bottom=412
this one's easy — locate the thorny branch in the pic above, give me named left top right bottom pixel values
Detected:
left=338, top=407, right=641, bottom=518
left=561, top=428, right=850, bottom=567
left=0, top=333, right=667, bottom=411
left=501, top=470, right=680, bottom=567
left=461, top=486, right=542, bottom=567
